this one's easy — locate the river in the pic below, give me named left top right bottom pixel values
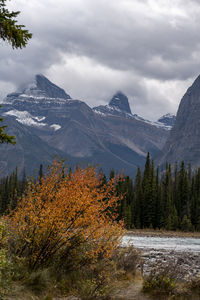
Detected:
left=122, top=234, right=200, bottom=252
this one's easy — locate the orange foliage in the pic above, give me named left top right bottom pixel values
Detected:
left=8, top=161, right=125, bottom=270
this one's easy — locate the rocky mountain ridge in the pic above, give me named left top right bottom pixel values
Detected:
left=93, top=92, right=175, bottom=130
left=0, top=74, right=170, bottom=177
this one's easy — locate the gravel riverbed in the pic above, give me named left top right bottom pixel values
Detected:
left=141, top=249, right=200, bottom=279
left=122, top=235, right=200, bottom=280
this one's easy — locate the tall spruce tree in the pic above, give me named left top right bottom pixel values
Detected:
left=177, top=162, right=191, bottom=223
left=191, top=168, right=200, bottom=230
left=38, top=164, right=43, bottom=184
left=134, top=167, right=143, bottom=228
left=155, top=167, right=163, bottom=228
left=142, top=153, right=156, bottom=228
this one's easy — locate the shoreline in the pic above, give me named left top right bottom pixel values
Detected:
left=126, top=229, right=200, bottom=238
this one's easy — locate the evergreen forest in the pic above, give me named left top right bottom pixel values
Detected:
left=115, top=153, right=200, bottom=231
left=0, top=156, right=200, bottom=232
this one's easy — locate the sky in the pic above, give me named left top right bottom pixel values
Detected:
left=1, top=0, right=200, bottom=121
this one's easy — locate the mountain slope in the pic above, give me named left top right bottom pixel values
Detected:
left=0, top=116, right=65, bottom=176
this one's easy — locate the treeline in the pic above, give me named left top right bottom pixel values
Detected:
left=115, top=153, right=200, bottom=231
left=0, top=158, right=200, bottom=231
left=0, top=165, right=43, bottom=215
left=0, top=168, right=25, bottom=214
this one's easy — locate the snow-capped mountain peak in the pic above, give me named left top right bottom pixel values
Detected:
left=109, top=91, right=132, bottom=114
left=93, top=92, right=133, bottom=118
left=33, top=74, right=71, bottom=99
left=2, top=74, right=71, bottom=104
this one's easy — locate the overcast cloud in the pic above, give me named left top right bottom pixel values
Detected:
left=1, top=0, right=200, bottom=120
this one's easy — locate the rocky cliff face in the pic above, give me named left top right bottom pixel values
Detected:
left=34, top=74, right=71, bottom=99
left=0, top=75, right=169, bottom=177
left=156, top=75, right=200, bottom=169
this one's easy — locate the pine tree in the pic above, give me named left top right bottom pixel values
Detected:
left=0, top=0, right=32, bottom=144
left=39, top=164, right=43, bottom=184
left=109, top=169, right=115, bottom=180
left=177, top=162, right=191, bottom=225
left=1, top=176, right=9, bottom=213
left=191, top=168, right=200, bottom=230
left=134, top=167, right=143, bottom=228
left=10, top=168, right=19, bottom=210
left=150, top=160, right=157, bottom=228
left=0, top=111, right=15, bottom=144
left=142, top=153, right=156, bottom=228
left=125, top=205, right=132, bottom=229
left=155, top=167, right=163, bottom=228
left=162, top=163, right=174, bottom=229
left=0, top=0, right=32, bottom=48
left=21, top=168, right=27, bottom=195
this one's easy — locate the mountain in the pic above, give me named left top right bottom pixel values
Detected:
left=5, top=74, right=71, bottom=101
left=0, top=74, right=169, bottom=177
left=157, top=113, right=176, bottom=127
left=156, top=75, right=200, bottom=169
left=93, top=92, right=132, bottom=117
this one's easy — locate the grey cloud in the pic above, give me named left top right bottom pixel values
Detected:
left=8, top=0, right=200, bottom=80
left=1, top=0, right=200, bottom=120
left=0, top=38, right=64, bottom=92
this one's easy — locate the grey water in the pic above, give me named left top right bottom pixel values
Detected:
left=122, top=235, right=200, bottom=252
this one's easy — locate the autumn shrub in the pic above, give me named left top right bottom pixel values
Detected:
left=6, top=161, right=125, bottom=297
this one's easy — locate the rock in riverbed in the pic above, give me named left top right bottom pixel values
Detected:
left=141, top=249, right=200, bottom=280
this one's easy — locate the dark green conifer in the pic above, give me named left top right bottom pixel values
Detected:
left=134, top=167, right=143, bottom=228
left=39, top=164, right=43, bottom=184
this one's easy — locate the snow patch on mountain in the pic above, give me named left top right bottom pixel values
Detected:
left=50, top=124, right=61, bottom=131
left=4, top=110, right=47, bottom=128
left=106, top=105, right=132, bottom=116
left=34, top=116, right=46, bottom=122
left=93, top=105, right=133, bottom=118
left=2, top=93, right=70, bottom=105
